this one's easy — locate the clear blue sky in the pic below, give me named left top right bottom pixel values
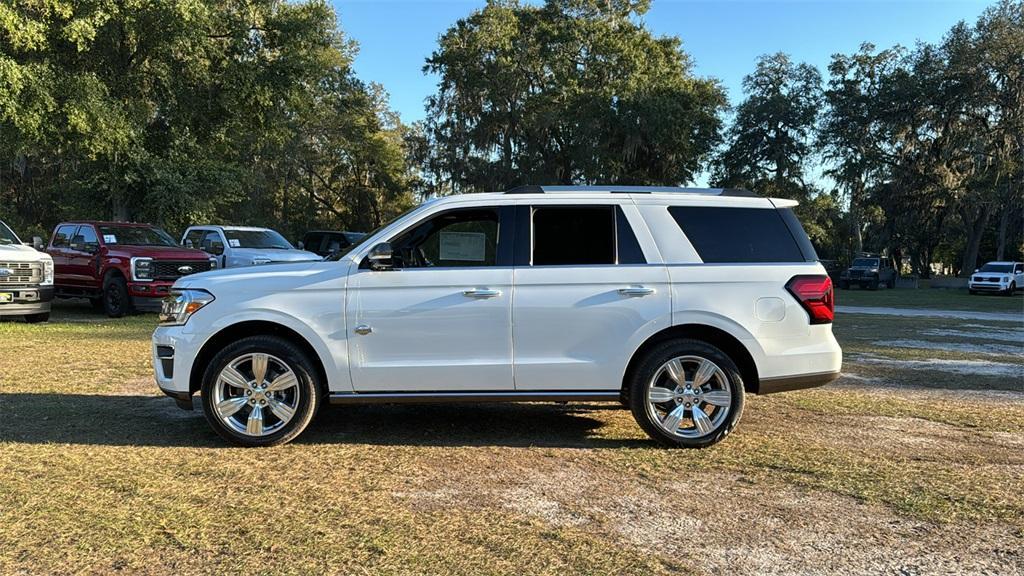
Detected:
left=333, top=0, right=990, bottom=122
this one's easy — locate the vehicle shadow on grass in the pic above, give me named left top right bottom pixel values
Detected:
left=0, top=393, right=649, bottom=449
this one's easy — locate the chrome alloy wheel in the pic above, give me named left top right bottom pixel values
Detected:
left=212, top=353, right=300, bottom=437
left=644, top=355, right=732, bottom=438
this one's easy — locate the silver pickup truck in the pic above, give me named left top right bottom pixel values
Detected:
left=0, top=220, right=54, bottom=323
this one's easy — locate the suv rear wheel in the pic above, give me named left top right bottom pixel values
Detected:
left=200, top=335, right=322, bottom=447
left=628, top=339, right=745, bottom=448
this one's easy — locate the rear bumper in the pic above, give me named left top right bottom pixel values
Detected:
left=756, top=370, right=840, bottom=394
left=0, top=286, right=53, bottom=316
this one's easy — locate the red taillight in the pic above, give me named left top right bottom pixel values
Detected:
left=786, top=275, right=834, bottom=324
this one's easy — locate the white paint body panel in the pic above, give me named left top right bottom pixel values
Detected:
left=512, top=264, right=671, bottom=390
left=154, top=191, right=842, bottom=397
left=346, top=266, right=514, bottom=391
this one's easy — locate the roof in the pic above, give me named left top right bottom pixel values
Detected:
left=189, top=225, right=275, bottom=232
left=503, top=185, right=757, bottom=197
left=58, top=221, right=159, bottom=228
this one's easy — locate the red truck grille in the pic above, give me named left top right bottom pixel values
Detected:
left=151, top=260, right=213, bottom=280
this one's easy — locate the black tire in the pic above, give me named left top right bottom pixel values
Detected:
left=200, top=335, right=323, bottom=447
left=24, top=312, right=50, bottom=323
left=1005, top=282, right=1016, bottom=296
left=887, top=279, right=895, bottom=289
left=969, top=289, right=977, bottom=295
left=628, top=339, right=745, bottom=449
left=869, top=279, right=880, bottom=290
left=102, top=274, right=133, bottom=318
left=90, top=297, right=105, bottom=311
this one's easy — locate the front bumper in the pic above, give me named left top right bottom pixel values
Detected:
left=0, top=285, right=53, bottom=316
left=129, top=281, right=174, bottom=310
left=968, top=281, right=1009, bottom=292
left=152, top=324, right=205, bottom=409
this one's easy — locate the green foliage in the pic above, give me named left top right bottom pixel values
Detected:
left=423, top=0, right=726, bottom=193
left=712, top=52, right=822, bottom=204
left=0, top=0, right=414, bottom=240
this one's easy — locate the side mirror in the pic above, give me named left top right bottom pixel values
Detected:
left=974, top=269, right=979, bottom=273
left=367, top=242, right=393, bottom=270
left=32, top=236, right=45, bottom=251
left=184, top=239, right=194, bottom=249
left=209, top=241, right=225, bottom=256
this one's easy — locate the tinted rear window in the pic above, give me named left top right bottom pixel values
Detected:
left=669, top=206, right=807, bottom=263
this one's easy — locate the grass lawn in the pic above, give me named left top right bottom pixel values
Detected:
left=837, top=284, right=1024, bottom=314
left=1, top=300, right=1022, bottom=575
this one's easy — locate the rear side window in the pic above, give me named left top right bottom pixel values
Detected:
left=303, top=232, right=324, bottom=251
left=52, top=225, right=77, bottom=248
left=669, top=206, right=807, bottom=263
left=533, top=207, right=615, bottom=265
left=184, top=229, right=205, bottom=249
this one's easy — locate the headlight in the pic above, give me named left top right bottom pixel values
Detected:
left=132, top=257, right=153, bottom=281
left=40, top=258, right=54, bottom=285
left=209, top=257, right=218, bottom=270
left=251, top=257, right=272, bottom=265
left=159, top=289, right=215, bottom=326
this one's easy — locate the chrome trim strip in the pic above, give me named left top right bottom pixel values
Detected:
left=328, top=390, right=621, bottom=405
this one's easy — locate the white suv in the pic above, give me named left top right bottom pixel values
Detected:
left=153, top=186, right=841, bottom=448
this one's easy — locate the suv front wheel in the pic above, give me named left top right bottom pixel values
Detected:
left=200, top=335, right=323, bottom=447
left=629, top=339, right=745, bottom=448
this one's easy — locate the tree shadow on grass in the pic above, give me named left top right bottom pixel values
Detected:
left=0, top=393, right=650, bottom=449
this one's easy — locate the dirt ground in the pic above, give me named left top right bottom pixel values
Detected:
left=1, top=296, right=1022, bottom=575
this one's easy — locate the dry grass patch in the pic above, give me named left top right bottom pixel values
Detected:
left=2, top=302, right=1024, bottom=574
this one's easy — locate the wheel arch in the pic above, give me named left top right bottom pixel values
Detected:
left=621, top=323, right=760, bottom=398
left=188, top=320, right=330, bottom=397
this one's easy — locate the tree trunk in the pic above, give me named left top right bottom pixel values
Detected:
left=996, top=208, right=1008, bottom=261
left=959, top=204, right=991, bottom=277
left=850, top=180, right=864, bottom=254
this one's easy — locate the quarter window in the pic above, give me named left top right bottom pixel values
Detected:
left=669, top=206, right=805, bottom=263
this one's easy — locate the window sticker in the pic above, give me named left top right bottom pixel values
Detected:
left=103, top=235, right=117, bottom=244
left=228, top=239, right=241, bottom=248
left=439, top=231, right=486, bottom=261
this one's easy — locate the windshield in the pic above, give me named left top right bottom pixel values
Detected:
left=224, top=229, right=293, bottom=250
left=99, top=226, right=177, bottom=247
left=0, top=221, right=20, bottom=245
left=852, top=258, right=879, bottom=267
left=979, top=263, right=1012, bottom=273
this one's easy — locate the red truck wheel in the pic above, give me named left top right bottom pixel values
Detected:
left=103, top=275, right=134, bottom=318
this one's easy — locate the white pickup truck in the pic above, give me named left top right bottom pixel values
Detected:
left=0, top=220, right=54, bottom=323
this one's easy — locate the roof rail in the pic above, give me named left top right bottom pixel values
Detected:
left=503, top=185, right=758, bottom=197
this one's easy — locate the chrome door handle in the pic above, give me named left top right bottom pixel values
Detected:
left=354, top=324, right=373, bottom=335
left=462, top=288, right=501, bottom=298
left=618, top=286, right=655, bottom=297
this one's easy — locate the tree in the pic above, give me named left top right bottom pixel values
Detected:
left=712, top=53, right=822, bottom=203
left=819, top=44, right=903, bottom=253
left=0, top=0, right=413, bottom=240
left=423, top=0, right=726, bottom=193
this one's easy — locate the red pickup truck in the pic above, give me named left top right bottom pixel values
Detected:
left=47, top=221, right=216, bottom=317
